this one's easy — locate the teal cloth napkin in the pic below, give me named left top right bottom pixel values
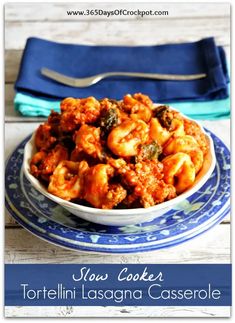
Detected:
left=166, top=96, right=230, bottom=120
left=14, top=93, right=60, bottom=117
left=14, top=92, right=230, bottom=120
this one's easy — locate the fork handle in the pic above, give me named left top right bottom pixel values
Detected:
left=41, top=67, right=207, bottom=88
left=101, top=72, right=207, bottom=81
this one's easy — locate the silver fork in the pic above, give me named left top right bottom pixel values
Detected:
left=41, top=68, right=207, bottom=88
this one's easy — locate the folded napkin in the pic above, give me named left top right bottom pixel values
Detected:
left=168, top=95, right=230, bottom=120
left=15, top=91, right=230, bottom=120
left=14, top=93, right=60, bottom=117
left=15, top=37, right=229, bottom=103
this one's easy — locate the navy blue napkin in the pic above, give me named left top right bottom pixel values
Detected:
left=15, top=37, right=229, bottom=102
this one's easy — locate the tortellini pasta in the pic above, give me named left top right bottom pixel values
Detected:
left=31, top=93, right=209, bottom=209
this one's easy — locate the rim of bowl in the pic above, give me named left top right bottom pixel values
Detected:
left=23, top=107, right=216, bottom=216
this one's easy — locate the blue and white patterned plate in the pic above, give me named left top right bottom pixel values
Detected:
left=5, top=131, right=230, bottom=253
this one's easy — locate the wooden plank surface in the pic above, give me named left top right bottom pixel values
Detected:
left=5, top=3, right=230, bottom=21
left=5, top=224, right=230, bottom=264
left=5, top=83, right=47, bottom=122
left=5, top=18, right=230, bottom=50
left=5, top=122, right=40, bottom=158
left=4, top=3, right=231, bottom=317
left=5, top=305, right=230, bottom=318
left=5, top=50, right=23, bottom=83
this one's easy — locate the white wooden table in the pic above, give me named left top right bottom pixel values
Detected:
left=5, top=3, right=230, bottom=318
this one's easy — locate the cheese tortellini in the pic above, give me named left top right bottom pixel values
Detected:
left=31, top=93, right=209, bottom=209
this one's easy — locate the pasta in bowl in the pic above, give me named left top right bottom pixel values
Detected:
left=23, top=93, right=215, bottom=226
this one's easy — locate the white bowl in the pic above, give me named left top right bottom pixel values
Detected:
left=23, top=112, right=216, bottom=226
